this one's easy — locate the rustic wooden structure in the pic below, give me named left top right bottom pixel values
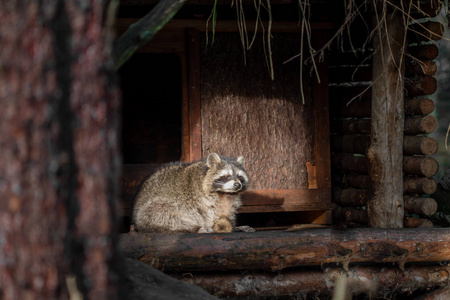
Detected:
left=118, top=6, right=335, bottom=226
left=116, top=0, right=448, bottom=298
left=329, top=0, right=442, bottom=228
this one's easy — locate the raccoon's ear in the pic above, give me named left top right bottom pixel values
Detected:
left=236, top=156, right=245, bottom=166
left=206, top=153, right=221, bottom=168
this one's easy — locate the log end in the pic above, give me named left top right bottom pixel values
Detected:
left=421, top=137, right=439, bottom=156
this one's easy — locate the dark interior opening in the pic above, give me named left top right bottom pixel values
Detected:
left=120, top=53, right=182, bottom=164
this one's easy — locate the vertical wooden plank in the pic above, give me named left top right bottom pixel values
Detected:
left=187, top=28, right=202, bottom=161
left=312, top=30, right=331, bottom=189
left=367, top=7, right=405, bottom=228
left=180, top=52, right=190, bottom=162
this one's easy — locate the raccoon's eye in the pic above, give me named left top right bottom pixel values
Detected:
left=215, top=176, right=233, bottom=184
left=237, top=175, right=246, bottom=183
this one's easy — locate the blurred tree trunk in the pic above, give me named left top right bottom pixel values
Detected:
left=0, top=1, right=121, bottom=300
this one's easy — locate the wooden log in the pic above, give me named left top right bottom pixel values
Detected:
left=333, top=116, right=439, bottom=135
left=333, top=154, right=438, bottom=177
left=332, top=154, right=369, bottom=174
left=334, top=189, right=439, bottom=217
left=331, top=135, right=370, bottom=155
left=333, top=135, right=438, bottom=156
left=408, top=22, right=444, bottom=42
left=405, top=98, right=435, bottom=116
left=404, top=177, right=437, bottom=195
left=408, top=44, right=439, bottom=60
left=331, top=116, right=438, bottom=135
left=333, top=188, right=369, bottom=207
left=403, top=156, right=439, bottom=177
left=178, top=265, right=450, bottom=299
left=406, top=60, right=437, bottom=76
left=333, top=206, right=369, bottom=225
left=403, top=135, right=438, bottom=156
left=404, top=195, right=438, bottom=216
left=409, top=0, right=443, bottom=18
left=405, top=76, right=437, bottom=97
left=119, top=228, right=450, bottom=272
left=404, top=115, right=438, bottom=135
left=404, top=217, right=434, bottom=228
left=342, top=175, right=437, bottom=195
left=331, top=119, right=371, bottom=135
left=332, top=97, right=434, bottom=119
left=343, top=174, right=372, bottom=190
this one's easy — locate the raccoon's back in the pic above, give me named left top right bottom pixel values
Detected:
left=134, top=162, right=202, bottom=207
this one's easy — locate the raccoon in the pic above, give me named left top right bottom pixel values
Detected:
left=132, top=153, right=251, bottom=233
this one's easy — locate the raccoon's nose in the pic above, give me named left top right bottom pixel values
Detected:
left=233, top=181, right=242, bottom=190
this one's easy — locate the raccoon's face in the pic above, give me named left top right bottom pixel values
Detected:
left=211, top=167, right=249, bottom=193
left=205, top=153, right=249, bottom=194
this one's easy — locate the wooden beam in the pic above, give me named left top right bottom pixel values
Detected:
left=405, top=98, right=435, bottom=116
left=177, top=265, right=450, bottom=299
left=333, top=115, right=437, bottom=135
left=408, top=21, right=444, bottom=42
left=408, top=44, right=439, bottom=60
left=119, top=228, right=450, bottom=272
left=333, top=188, right=370, bottom=207
left=333, top=134, right=438, bottom=156
left=404, top=115, right=438, bottom=135
left=403, top=135, right=438, bottom=156
left=404, top=176, right=437, bottom=195
left=404, top=195, right=438, bottom=216
left=368, top=6, right=407, bottom=228
left=312, top=30, right=331, bottom=189
left=405, top=75, right=437, bottom=97
left=187, top=29, right=202, bottom=161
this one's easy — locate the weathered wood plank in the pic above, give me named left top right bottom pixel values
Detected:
left=187, top=29, right=202, bottom=161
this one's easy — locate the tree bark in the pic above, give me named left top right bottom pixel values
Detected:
left=0, top=2, right=121, bottom=299
left=119, top=229, right=450, bottom=272
left=367, top=6, right=406, bottom=228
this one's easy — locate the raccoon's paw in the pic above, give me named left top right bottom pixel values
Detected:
left=198, top=226, right=214, bottom=234
left=212, top=218, right=233, bottom=233
left=234, top=225, right=255, bottom=233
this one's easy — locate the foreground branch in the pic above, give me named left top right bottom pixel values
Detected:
left=113, top=0, right=187, bottom=69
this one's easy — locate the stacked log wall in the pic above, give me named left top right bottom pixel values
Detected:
left=329, top=2, right=442, bottom=227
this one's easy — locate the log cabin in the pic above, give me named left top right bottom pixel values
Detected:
left=116, top=0, right=450, bottom=298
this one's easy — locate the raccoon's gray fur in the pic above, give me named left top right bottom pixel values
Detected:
left=132, top=153, right=249, bottom=233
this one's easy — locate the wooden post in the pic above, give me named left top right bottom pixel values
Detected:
left=367, top=6, right=406, bottom=228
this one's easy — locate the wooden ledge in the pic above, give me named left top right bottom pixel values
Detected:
left=120, top=228, right=450, bottom=272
